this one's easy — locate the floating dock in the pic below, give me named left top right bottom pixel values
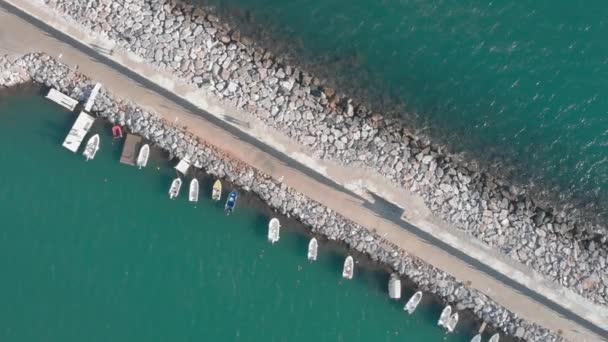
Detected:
left=84, top=83, right=102, bottom=112
left=46, top=88, right=78, bottom=111
left=120, top=133, right=142, bottom=166
left=62, top=111, right=95, bottom=153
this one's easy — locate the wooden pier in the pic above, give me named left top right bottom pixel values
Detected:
left=120, top=133, right=142, bottom=166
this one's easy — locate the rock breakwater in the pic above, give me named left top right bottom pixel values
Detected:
left=39, top=0, right=608, bottom=307
left=1, top=52, right=566, bottom=341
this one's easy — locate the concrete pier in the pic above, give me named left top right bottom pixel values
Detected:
left=45, top=88, right=78, bottom=111
left=62, top=111, right=94, bottom=152
left=119, top=133, right=142, bottom=166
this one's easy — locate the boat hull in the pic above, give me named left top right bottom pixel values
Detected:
left=189, top=179, right=199, bottom=202
left=136, top=144, right=149, bottom=169
left=169, top=178, right=182, bottom=199
left=212, top=180, right=222, bottom=201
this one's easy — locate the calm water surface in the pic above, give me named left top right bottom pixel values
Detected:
left=197, top=0, right=608, bottom=211
left=0, top=90, right=479, bottom=341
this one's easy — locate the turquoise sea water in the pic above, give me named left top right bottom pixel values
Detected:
left=198, top=0, right=608, bottom=213
left=0, top=89, right=482, bottom=341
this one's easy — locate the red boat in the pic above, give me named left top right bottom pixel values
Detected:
left=111, top=125, right=123, bottom=138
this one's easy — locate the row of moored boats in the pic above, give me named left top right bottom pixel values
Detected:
left=82, top=136, right=500, bottom=341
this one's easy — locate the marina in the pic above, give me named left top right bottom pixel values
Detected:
left=61, top=111, right=95, bottom=153
left=45, top=88, right=78, bottom=111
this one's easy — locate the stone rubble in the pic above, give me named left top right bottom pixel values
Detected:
left=1, top=52, right=567, bottom=341
left=39, top=0, right=608, bottom=308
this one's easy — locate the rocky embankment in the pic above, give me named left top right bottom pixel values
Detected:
left=40, top=0, right=608, bottom=307
left=1, top=52, right=566, bottom=341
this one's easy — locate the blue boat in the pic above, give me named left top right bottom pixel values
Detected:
left=224, top=191, right=237, bottom=215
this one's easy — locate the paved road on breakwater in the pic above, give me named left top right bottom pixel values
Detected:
left=0, top=1, right=606, bottom=341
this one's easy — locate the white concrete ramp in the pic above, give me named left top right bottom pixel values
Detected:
left=175, top=158, right=191, bottom=175
left=45, top=88, right=78, bottom=111
left=62, top=111, right=95, bottom=152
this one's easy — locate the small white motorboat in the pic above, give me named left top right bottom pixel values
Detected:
left=268, top=218, right=280, bottom=244
left=189, top=178, right=199, bottom=202
left=212, top=179, right=222, bottom=201
left=342, top=256, right=354, bottom=280
left=168, top=177, right=182, bottom=199
left=470, top=334, right=482, bottom=342
left=136, top=144, right=149, bottom=169
left=446, top=312, right=459, bottom=333
left=404, top=291, right=423, bottom=314
left=438, top=305, right=451, bottom=327
left=489, top=333, right=500, bottom=342
left=82, top=134, right=100, bottom=161
left=307, top=237, right=318, bottom=261
left=388, top=273, right=401, bottom=299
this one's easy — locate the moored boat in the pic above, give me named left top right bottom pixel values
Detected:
left=136, top=144, right=149, bottom=169
left=470, top=334, right=481, bottom=342
left=489, top=333, right=500, bottom=342
left=404, top=291, right=422, bottom=314
left=212, top=179, right=222, bottom=201
left=342, top=255, right=354, bottom=280
left=446, top=312, right=459, bottom=333
left=437, top=305, right=451, bottom=327
left=111, top=124, right=123, bottom=138
left=267, top=218, right=280, bottom=244
left=224, top=190, right=237, bottom=215
left=168, top=177, right=182, bottom=199
left=82, top=134, right=100, bottom=161
left=307, top=237, right=318, bottom=261
left=189, top=178, right=199, bottom=202
left=388, top=273, right=401, bottom=299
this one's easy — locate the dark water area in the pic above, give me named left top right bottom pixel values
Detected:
left=191, top=0, right=608, bottom=221
left=0, top=85, right=505, bottom=341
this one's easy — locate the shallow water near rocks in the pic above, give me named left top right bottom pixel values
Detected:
left=0, top=88, right=485, bottom=341
left=196, top=0, right=608, bottom=217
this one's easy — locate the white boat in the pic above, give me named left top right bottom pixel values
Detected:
left=342, top=256, right=354, bottom=279
left=388, top=273, right=401, bottom=299
left=268, top=217, right=281, bottom=244
left=404, top=291, right=423, bottom=314
left=307, top=237, right=318, bottom=261
left=82, top=134, right=100, bottom=161
left=168, top=178, right=182, bottom=199
left=446, top=312, right=459, bottom=333
left=489, top=333, right=500, bottom=342
left=268, top=218, right=280, bottom=244
left=136, top=144, right=149, bottom=169
left=438, top=305, right=452, bottom=327
left=470, top=334, right=481, bottom=342
left=189, top=178, right=199, bottom=202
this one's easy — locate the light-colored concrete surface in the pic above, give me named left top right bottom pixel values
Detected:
left=1, top=1, right=607, bottom=340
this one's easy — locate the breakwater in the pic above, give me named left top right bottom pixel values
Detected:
left=38, top=0, right=608, bottom=310
left=0, top=52, right=564, bottom=341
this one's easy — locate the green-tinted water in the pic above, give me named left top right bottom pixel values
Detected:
left=199, top=0, right=608, bottom=210
left=0, top=90, right=477, bottom=341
